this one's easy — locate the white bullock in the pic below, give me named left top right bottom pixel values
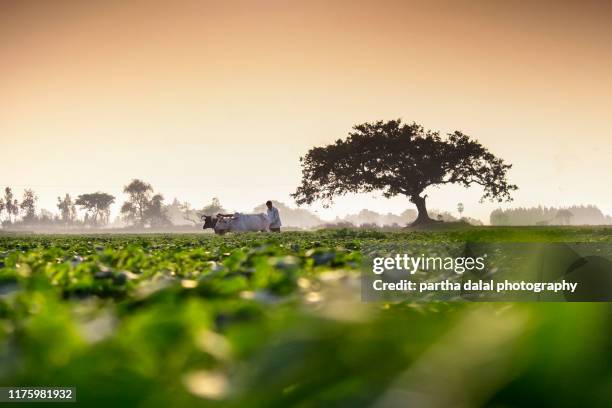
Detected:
left=215, top=213, right=270, bottom=234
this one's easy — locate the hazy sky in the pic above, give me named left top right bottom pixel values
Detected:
left=2, top=0, right=611, bottom=223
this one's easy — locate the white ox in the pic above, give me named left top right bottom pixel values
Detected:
left=215, top=213, right=270, bottom=234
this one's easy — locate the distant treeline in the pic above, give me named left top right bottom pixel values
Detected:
left=0, top=180, right=171, bottom=229
left=2, top=181, right=610, bottom=230
left=490, top=205, right=612, bottom=226
left=323, top=208, right=482, bottom=229
left=0, top=181, right=345, bottom=230
left=0, top=180, right=481, bottom=231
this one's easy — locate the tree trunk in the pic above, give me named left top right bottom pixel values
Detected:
left=410, top=194, right=435, bottom=226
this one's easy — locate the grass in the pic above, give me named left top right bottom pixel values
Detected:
left=0, top=227, right=611, bottom=407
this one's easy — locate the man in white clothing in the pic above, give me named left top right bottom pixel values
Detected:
left=266, top=200, right=282, bottom=232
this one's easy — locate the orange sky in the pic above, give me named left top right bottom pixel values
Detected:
left=1, top=0, right=611, bottom=222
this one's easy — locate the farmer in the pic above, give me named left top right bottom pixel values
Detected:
left=266, top=200, right=282, bottom=232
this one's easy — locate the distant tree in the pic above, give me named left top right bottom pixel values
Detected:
left=461, top=216, right=484, bottom=226
left=201, top=197, right=226, bottom=215
left=0, top=198, right=4, bottom=222
left=163, top=198, right=199, bottom=226
left=457, top=202, right=464, bottom=218
left=121, top=179, right=153, bottom=226
left=57, top=194, right=77, bottom=224
left=555, top=209, right=573, bottom=225
left=76, top=192, right=115, bottom=226
left=3, top=188, right=19, bottom=223
left=490, top=205, right=608, bottom=226
left=144, top=193, right=170, bottom=227
left=179, top=202, right=200, bottom=225
left=344, top=209, right=380, bottom=225
left=322, top=220, right=356, bottom=229
left=490, top=209, right=509, bottom=225
left=39, top=209, right=55, bottom=224
left=293, top=120, right=517, bottom=226
left=10, top=200, right=19, bottom=222
left=429, top=210, right=458, bottom=223
left=399, top=209, right=418, bottom=224
left=339, top=208, right=418, bottom=227
left=2, top=189, right=10, bottom=216
left=20, top=189, right=38, bottom=222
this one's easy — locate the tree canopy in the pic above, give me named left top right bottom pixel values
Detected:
left=76, top=192, right=116, bottom=226
left=20, top=189, right=38, bottom=221
left=121, top=179, right=154, bottom=226
left=3, top=187, right=19, bottom=223
left=121, top=179, right=169, bottom=227
left=144, top=193, right=171, bottom=227
left=293, top=119, right=517, bottom=225
left=57, top=193, right=77, bottom=223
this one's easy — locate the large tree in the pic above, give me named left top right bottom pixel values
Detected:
left=3, top=187, right=19, bottom=223
left=57, top=193, right=77, bottom=224
left=121, top=179, right=153, bottom=226
left=292, top=120, right=517, bottom=226
left=144, top=193, right=170, bottom=227
left=20, top=189, right=38, bottom=222
left=76, top=192, right=115, bottom=226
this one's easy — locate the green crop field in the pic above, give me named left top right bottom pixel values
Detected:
left=1, top=228, right=611, bottom=407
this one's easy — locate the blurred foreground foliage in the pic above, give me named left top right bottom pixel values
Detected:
left=0, top=228, right=611, bottom=407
